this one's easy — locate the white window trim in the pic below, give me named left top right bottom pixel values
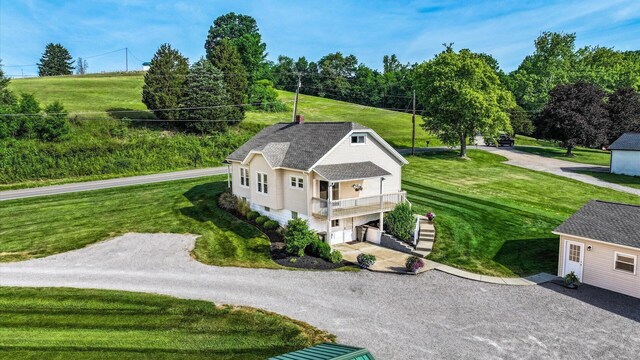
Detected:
left=256, top=172, right=268, bottom=195
left=289, top=176, right=304, bottom=190
left=239, top=167, right=250, bottom=188
left=613, top=251, right=637, bottom=275
left=350, top=134, right=366, bottom=146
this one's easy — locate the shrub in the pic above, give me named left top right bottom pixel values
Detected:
left=236, top=198, right=250, bottom=217
left=263, top=220, right=280, bottom=231
left=255, top=216, right=270, bottom=225
left=405, top=256, right=425, bottom=273
left=357, top=253, right=376, bottom=268
left=384, top=202, right=416, bottom=242
left=246, top=211, right=260, bottom=221
left=328, top=250, right=343, bottom=264
left=217, top=191, right=238, bottom=212
left=284, top=218, right=317, bottom=257
left=307, top=239, right=331, bottom=259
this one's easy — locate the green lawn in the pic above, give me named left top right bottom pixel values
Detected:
left=574, top=170, right=640, bottom=189
left=0, top=175, right=280, bottom=268
left=514, top=145, right=611, bottom=167
left=0, top=287, right=333, bottom=359
left=403, top=150, right=640, bottom=277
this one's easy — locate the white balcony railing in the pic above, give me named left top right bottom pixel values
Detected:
left=311, top=191, right=406, bottom=219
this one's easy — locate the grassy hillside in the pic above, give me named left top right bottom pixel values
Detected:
left=2, top=73, right=438, bottom=188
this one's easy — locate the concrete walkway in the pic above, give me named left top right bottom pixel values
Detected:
left=482, top=146, right=640, bottom=196
left=2, top=233, right=639, bottom=359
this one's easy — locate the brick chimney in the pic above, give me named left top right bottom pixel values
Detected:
left=295, top=114, right=304, bottom=124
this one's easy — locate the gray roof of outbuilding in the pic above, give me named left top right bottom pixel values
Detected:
left=609, top=133, right=640, bottom=151
left=226, top=122, right=369, bottom=170
left=554, top=200, right=640, bottom=249
left=314, top=161, right=391, bottom=181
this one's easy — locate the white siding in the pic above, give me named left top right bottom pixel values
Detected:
left=558, top=234, right=640, bottom=298
left=610, top=150, right=640, bottom=177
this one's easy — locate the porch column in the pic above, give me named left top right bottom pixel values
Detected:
left=379, top=177, right=385, bottom=235
left=227, top=164, right=231, bottom=188
left=326, top=182, right=333, bottom=243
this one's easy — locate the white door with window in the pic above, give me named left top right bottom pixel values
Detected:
left=563, top=240, right=584, bottom=281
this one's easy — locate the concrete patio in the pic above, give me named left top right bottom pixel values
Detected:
left=333, top=241, right=435, bottom=274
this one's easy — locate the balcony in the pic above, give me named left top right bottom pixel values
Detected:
left=311, top=191, right=407, bottom=219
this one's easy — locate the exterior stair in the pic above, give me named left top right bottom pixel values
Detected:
left=379, top=233, right=414, bottom=255
left=413, top=218, right=435, bottom=258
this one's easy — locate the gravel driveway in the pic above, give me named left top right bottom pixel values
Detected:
left=482, top=146, right=640, bottom=196
left=1, top=233, right=639, bottom=359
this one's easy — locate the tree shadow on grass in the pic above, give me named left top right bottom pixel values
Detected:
left=179, top=181, right=272, bottom=263
left=493, top=237, right=559, bottom=276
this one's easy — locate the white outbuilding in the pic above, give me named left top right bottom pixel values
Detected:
left=609, top=133, right=640, bottom=177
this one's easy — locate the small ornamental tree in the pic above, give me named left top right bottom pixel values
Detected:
left=384, top=202, right=415, bottom=243
left=284, top=218, right=317, bottom=257
left=248, top=79, right=287, bottom=112
left=142, top=44, right=189, bottom=121
left=535, top=81, right=608, bottom=155
left=37, top=43, right=74, bottom=76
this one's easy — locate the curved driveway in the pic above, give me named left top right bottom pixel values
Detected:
left=1, top=233, right=639, bottom=359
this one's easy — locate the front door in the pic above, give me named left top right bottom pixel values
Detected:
left=563, top=240, right=584, bottom=281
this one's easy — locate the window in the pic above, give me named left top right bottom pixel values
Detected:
left=331, top=219, right=340, bottom=227
left=240, top=168, right=249, bottom=187
left=264, top=206, right=270, bottom=212
left=290, top=176, right=304, bottom=189
left=351, top=134, right=366, bottom=144
left=291, top=211, right=298, bottom=220
left=257, top=172, right=268, bottom=194
left=568, top=243, right=581, bottom=262
left=614, top=252, right=636, bottom=274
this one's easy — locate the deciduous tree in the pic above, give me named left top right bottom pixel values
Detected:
left=606, top=87, right=640, bottom=143
left=415, top=47, right=515, bottom=157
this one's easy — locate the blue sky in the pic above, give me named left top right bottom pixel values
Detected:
left=1, top=0, right=639, bottom=76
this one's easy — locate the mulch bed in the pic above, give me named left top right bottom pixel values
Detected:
left=225, top=206, right=350, bottom=270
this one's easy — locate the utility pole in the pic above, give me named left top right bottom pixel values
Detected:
left=291, top=74, right=301, bottom=122
left=411, top=89, right=416, bottom=156
left=125, top=48, right=128, bottom=72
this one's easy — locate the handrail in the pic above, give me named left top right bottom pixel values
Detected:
left=312, top=191, right=406, bottom=218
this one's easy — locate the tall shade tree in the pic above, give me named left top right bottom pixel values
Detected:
left=179, top=58, right=231, bottom=134
left=415, top=47, right=515, bottom=158
left=204, top=12, right=266, bottom=82
left=536, top=81, right=608, bottom=156
left=606, top=87, right=640, bottom=143
left=142, top=44, right=189, bottom=121
left=208, top=38, right=248, bottom=120
left=508, top=32, right=578, bottom=113
left=37, top=43, right=75, bottom=76
left=577, top=47, right=640, bottom=92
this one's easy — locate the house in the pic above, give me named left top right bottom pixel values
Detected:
left=609, top=133, right=640, bottom=177
left=225, top=116, right=408, bottom=245
left=142, top=62, right=151, bottom=71
left=554, top=200, right=640, bottom=298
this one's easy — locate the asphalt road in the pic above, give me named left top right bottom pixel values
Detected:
left=2, top=233, right=638, bottom=359
left=0, top=167, right=227, bottom=201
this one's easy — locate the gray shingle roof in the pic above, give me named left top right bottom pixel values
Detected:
left=554, top=200, right=640, bottom=249
left=313, top=161, right=391, bottom=181
left=226, top=122, right=369, bottom=170
left=609, top=133, right=640, bottom=151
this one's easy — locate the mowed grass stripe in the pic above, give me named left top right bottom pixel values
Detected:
left=0, top=287, right=333, bottom=359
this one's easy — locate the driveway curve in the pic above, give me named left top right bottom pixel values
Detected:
left=482, top=146, right=640, bottom=196
left=1, top=233, right=639, bottom=359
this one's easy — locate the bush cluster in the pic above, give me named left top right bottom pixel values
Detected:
left=263, top=220, right=280, bottom=230
left=0, top=94, right=69, bottom=141
left=384, top=202, right=416, bottom=243
left=246, top=211, right=260, bottom=221
left=217, top=191, right=237, bottom=211
left=284, top=218, right=317, bottom=257
left=357, top=253, right=376, bottom=268
left=255, top=215, right=269, bottom=225
left=308, top=239, right=331, bottom=259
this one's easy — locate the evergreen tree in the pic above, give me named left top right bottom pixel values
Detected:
left=142, top=44, right=189, bottom=121
left=204, top=12, right=266, bottom=82
left=208, top=38, right=248, bottom=120
left=37, top=43, right=74, bottom=76
left=0, top=60, right=15, bottom=105
left=179, top=58, right=231, bottom=134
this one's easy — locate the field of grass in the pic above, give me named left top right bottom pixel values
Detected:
left=0, top=287, right=332, bottom=359
left=0, top=175, right=280, bottom=268
left=574, top=170, right=640, bottom=189
left=404, top=150, right=640, bottom=277
left=3, top=73, right=438, bottom=188
left=514, top=145, right=611, bottom=167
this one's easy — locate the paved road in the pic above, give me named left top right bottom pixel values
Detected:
left=2, top=233, right=638, bottom=359
left=0, top=167, right=227, bottom=201
left=481, top=146, right=640, bottom=196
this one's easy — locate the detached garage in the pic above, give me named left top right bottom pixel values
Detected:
left=609, top=133, right=640, bottom=177
left=554, top=200, right=640, bottom=298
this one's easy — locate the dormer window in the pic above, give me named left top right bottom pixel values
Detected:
left=351, top=134, right=366, bottom=145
